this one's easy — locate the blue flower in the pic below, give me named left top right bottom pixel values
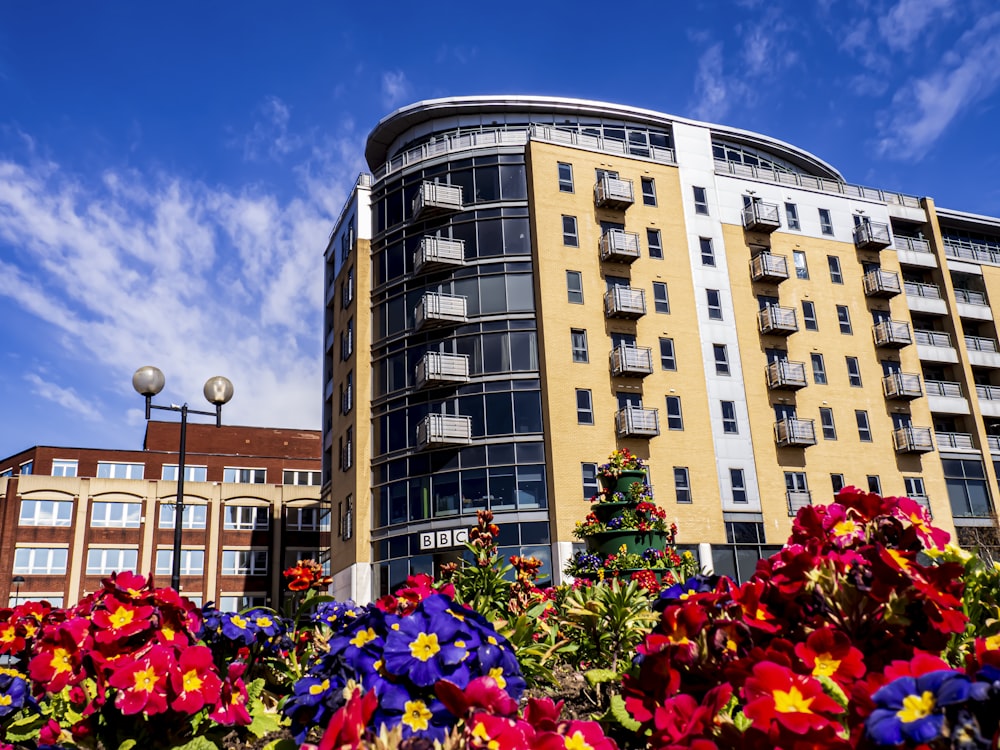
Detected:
left=375, top=682, right=454, bottom=742
left=0, top=672, right=33, bottom=718
left=383, top=599, right=466, bottom=687
left=220, top=611, right=259, bottom=645
left=868, top=670, right=972, bottom=746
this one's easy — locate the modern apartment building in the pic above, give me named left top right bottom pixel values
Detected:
left=323, top=95, right=1000, bottom=603
left=1, top=421, right=327, bottom=608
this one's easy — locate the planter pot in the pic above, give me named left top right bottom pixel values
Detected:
left=598, top=469, right=647, bottom=497
left=587, top=529, right=669, bottom=557
left=589, top=500, right=637, bottom=524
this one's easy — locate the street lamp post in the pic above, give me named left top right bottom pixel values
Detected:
left=12, top=575, right=24, bottom=604
left=132, top=366, right=234, bottom=591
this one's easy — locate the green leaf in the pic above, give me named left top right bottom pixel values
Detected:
left=819, top=675, right=850, bottom=709
left=733, top=710, right=752, bottom=732
left=608, top=693, right=642, bottom=732
left=2, top=712, right=47, bottom=742
left=118, top=741, right=138, bottom=750
left=171, top=737, right=220, bottom=750
left=245, top=677, right=266, bottom=701
left=248, top=708, right=285, bottom=738
left=263, top=740, right=299, bottom=750
left=584, top=668, right=619, bottom=687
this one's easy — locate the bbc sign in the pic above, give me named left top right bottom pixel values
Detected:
left=418, top=528, right=469, bottom=551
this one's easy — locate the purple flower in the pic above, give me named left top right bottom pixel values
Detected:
left=383, top=599, right=467, bottom=687
left=867, top=670, right=972, bottom=746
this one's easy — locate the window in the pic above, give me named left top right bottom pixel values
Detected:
left=19, top=461, right=32, bottom=475
left=641, top=177, right=657, bottom=206
left=342, top=371, right=354, bottom=414
left=19, top=499, right=73, bottom=527
left=721, top=401, right=739, bottom=434
left=831, top=474, right=846, bottom=495
left=666, top=396, right=684, bottom=430
left=793, top=251, right=809, bottom=279
left=341, top=318, right=354, bottom=360
left=87, top=548, right=138, bottom=575
left=944, top=459, right=992, bottom=517
left=51, top=459, right=78, bottom=477
left=221, top=550, right=268, bottom=576
left=283, top=470, right=321, bottom=486
left=156, top=549, right=205, bottom=576
left=699, top=237, right=715, bottom=266
left=905, top=476, right=926, bottom=500
left=342, top=495, right=354, bottom=540
left=819, top=208, right=834, bottom=235
left=730, top=468, right=748, bottom=503
left=159, top=504, right=207, bottom=529
left=223, top=467, right=266, bottom=484
left=558, top=162, right=574, bottom=192
left=856, top=410, right=872, bottom=441
left=96, top=462, right=144, bottom=479
left=659, top=338, right=676, bottom=370
left=13, top=547, right=68, bottom=575
left=341, top=267, right=354, bottom=309
left=161, top=465, right=208, bottom=482
left=343, top=427, right=353, bottom=471
left=582, top=463, right=599, bottom=501
left=652, top=282, right=670, bottom=313
left=837, top=305, right=853, bottom=334
left=0, top=469, right=11, bottom=478
left=286, top=506, right=331, bottom=531
left=566, top=271, right=583, bottom=304
left=91, top=502, right=142, bottom=528
left=867, top=475, right=882, bottom=494
left=828, top=256, right=843, bottom=284
left=799, top=301, right=817, bottom=330
left=846, top=357, right=863, bottom=387
left=713, top=344, right=730, bottom=376
left=223, top=505, right=270, bottom=531
left=571, top=329, right=589, bottom=363
left=647, top=229, right=663, bottom=259
left=785, top=202, right=800, bottom=230
left=674, top=467, right=692, bottom=503
left=693, top=186, right=709, bottom=214
left=819, top=407, right=837, bottom=440
left=811, top=353, right=827, bottom=384
left=706, top=289, right=723, bottom=320
left=713, top=522, right=778, bottom=584
left=576, top=389, right=594, bottom=425
left=217, top=595, right=266, bottom=611
left=562, top=215, right=578, bottom=246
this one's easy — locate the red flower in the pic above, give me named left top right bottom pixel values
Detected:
left=317, top=686, right=377, bottom=750
left=209, top=664, right=252, bottom=725
left=102, top=571, right=152, bottom=600
left=731, top=580, right=780, bottom=633
left=108, top=645, right=173, bottom=715
left=92, top=600, right=155, bottom=645
left=532, top=720, right=618, bottom=750
left=523, top=697, right=564, bottom=731
left=646, top=684, right=732, bottom=748
left=468, top=713, right=535, bottom=749
left=743, top=661, right=844, bottom=736
left=893, top=496, right=949, bottom=550
left=436, top=676, right=518, bottom=718
left=793, top=628, right=865, bottom=686
left=170, top=644, right=222, bottom=714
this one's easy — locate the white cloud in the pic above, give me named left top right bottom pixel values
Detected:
left=878, top=0, right=957, bottom=52
left=876, top=11, right=1000, bottom=158
left=690, top=43, right=735, bottom=122
left=381, top=70, right=410, bottom=110
left=239, top=96, right=304, bottom=162
left=24, top=373, right=102, bottom=422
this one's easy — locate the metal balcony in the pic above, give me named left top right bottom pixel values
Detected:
left=615, top=406, right=660, bottom=438
left=786, top=490, right=813, bottom=516
left=872, top=320, right=912, bottom=348
left=766, top=360, right=807, bottom=391
left=594, top=175, right=635, bottom=210
left=742, top=200, right=781, bottom=233
left=893, top=426, right=934, bottom=454
left=415, top=292, right=468, bottom=330
left=966, top=336, right=1000, bottom=369
left=416, top=414, right=472, bottom=450
left=975, top=384, right=1000, bottom=418
left=610, top=345, right=654, bottom=378
left=774, top=418, right=817, bottom=447
left=414, top=237, right=465, bottom=273
left=758, top=306, right=798, bottom=336
left=882, top=372, right=922, bottom=400
left=936, top=431, right=976, bottom=451
left=412, top=182, right=463, bottom=219
left=863, top=269, right=901, bottom=298
left=604, top=286, right=646, bottom=319
left=853, top=220, right=892, bottom=250
left=599, top=229, right=641, bottom=264
left=895, top=236, right=936, bottom=268
left=415, top=352, right=470, bottom=389
left=749, top=253, right=789, bottom=283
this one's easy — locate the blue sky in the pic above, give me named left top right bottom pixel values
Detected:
left=2, top=1, right=1000, bottom=459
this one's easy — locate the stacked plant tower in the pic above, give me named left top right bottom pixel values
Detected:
left=567, top=449, right=695, bottom=590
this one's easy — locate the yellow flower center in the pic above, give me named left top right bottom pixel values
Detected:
left=471, top=723, right=500, bottom=750
left=985, top=633, right=1000, bottom=651
left=108, top=606, right=135, bottom=629
left=832, top=519, right=858, bottom=537
left=897, top=691, right=935, bottom=722
left=773, top=686, right=814, bottom=714
left=255, top=616, right=273, bottom=628
left=488, top=667, right=507, bottom=689
left=51, top=648, right=72, bottom=674
left=350, top=628, right=377, bottom=648
left=402, top=700, right=432, bottom=731
left=0, top=695, right=12, bottom=707
left=564, top=730, right=596, bottom=750
left=132, top=664, right=158, bottom=694
left=231, top=615, right=248, bottom=630
left=309, top=679, right=330, bottom=696
left=409, top=632, right=440, bottom=662
left=487, top=636, right=498, bottom=645
left=812, top=653, right=841, bottom=678
left=182, top=669, right=203, bottom=692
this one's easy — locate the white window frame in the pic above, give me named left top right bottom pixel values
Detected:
left=86, top=548, right=138, bottom=575
left=223, top=505, right=270, bottom=531
left=647, top=228, right=663, bottom=259
left=659, top=337, right=676, bottom=370
left=570, top=329, right=588, bottom=363
left=566, top=271, right=584, bottom=304
left=162, top=465, right=208, bottom=482
left=819, top=208, right=834, bottom=235
left=730, top=468, right=748, bottom=503
left=223, top=467, right=267, bottom=484
left=155, top=549, right=205, bottom=576
left=693, top=186, right=709, bottom=215
left=576, top=389, right=594, bottom=425
left=721, top=401, right=739, bottom=434
left=50, top=459, right=78, bottom=477
left=666, top=396, right=684, bottom=430
left=13, top=547, right=68, bottom=575
left=674, top=467, right=692, bottom=503
left=652, top=282, right=670, bottom=314
left=159, top=503, right=208, bottom=529
left=558, top=162, right=574, bottom=192
left=282, top=469, right=321, bottom=486
left=90, top=501, right=142, bottom=528
left=221, top=549, right=269, bottom=576
left=19, top=499, right=73, bottom=527
left=96, top=461, right=144, bottom=479
left=286, top=506, right=331, bottom=532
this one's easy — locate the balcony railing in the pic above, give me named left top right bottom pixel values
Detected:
left=893, top=426, right=934, bottom=453
left=872, top=320, right=912, bottom=348
left=599, top=229, right=641, bottom=264
left=936, top=431, right=976, bottom=451
left=766, top=360, right=807, bottom=390
left=943, top=239, right=1000, bottom=266
left=976, top=384, right=1000, bottom=402
left=966, top=335, right=1000, bottom=353
left=594, top=175, right=635, bottom=210
left=749, top=253, right=789, bottom=283
left=412, top=182, right=463, bottom=219
left=924, top=379, right=963, bottom=398
left=904, top=281, right=942, bottom=299
left=863, top=269, right=901, bottom=298
left=988, top=435, right=1000, bottom=453
left=604, top=286, right=647, bottom=319
left=742, top=200, right=781, bottom=232
left=914, top=329, right=952, bottom=347
left=895, top=236, right=932, bottom=254
left=955, top=288, right=988, bottom=306
left=416, top=414, right=472, bottom=450
left=415, top=292, right=468, bottom=329
left=610, top=345, right=654, bottom=378
left=853, top=220, right=892, bottom=250
left=758, top=306, right=798, bottom=336
left=414, top=237, right=465, bottom=273
left=615, top=406, right=660, bottom=438
left=786, top=490, right=813, bottom=515
left=882, top=372, right=923, bottom=400
left=774, top=418, right=817, bottom=447
left=415, top=352, right=470, bottom=389
left=529, top=124, right=676, bottom=164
